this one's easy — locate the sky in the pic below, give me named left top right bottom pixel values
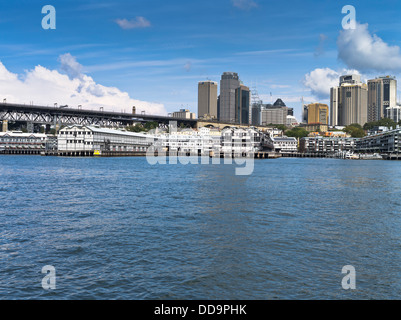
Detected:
left=1, top=0, right=401, bottom=121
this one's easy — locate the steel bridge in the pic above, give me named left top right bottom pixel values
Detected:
left=0, top=102, right=197, bottom=128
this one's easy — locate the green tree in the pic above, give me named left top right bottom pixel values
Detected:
left=268, top=123, right=287, bottom=131
left=144, top=121, right=158, bottom=131
left=285, top=127, right=309, bottom=139
left=344, top=124, right=366, bottom=138
left=363, top=118, right=397, bottom=131
left=126, top=124, right=145, bottom=132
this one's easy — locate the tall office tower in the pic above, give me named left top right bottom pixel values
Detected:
left=302, top=104, right=309, bottom=124
left=330, top=74, right=368, bottom=127
left=198, top=81, right=218, bottom=119
left=367, top=76, right=397, bottom=122
left=235, top=84, right=251, bottom=125
left=330, top=87, right=339, bottom=126
left=220, top=72, right=240, bottom=123
left=217, top=95, right=220, bottom=121
left=307, top=103, right=329, bottom=125
left=340, top=74, right=361, bottom=85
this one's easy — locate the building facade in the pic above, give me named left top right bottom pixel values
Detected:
left=0, top=131, right=47, bottom=154
left=235, top=84, right=251, bottom=125
left=172, top=109, right=196, bottom=119
left=260, top=106, right=288, bottom=126
left=251, top=103, right=262, bottom=126
left=386, top=105, right=401, bottom=123
left=367, top=76, right=397, bottom=122
left=331, top=74, right=368, bottom=127
left=219, top=72, right=240, bottom=123
left=307, top=103, right=329, bottom=125
left=356, top=127, right=401, bottom=153
left=58, top=125, right=155, bottom=153
left=198, top=81, right=218, bottom=119
left=300, top=136, right=357, bottom=154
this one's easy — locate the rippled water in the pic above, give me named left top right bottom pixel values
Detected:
left=1, top=155, right=401, bottom=299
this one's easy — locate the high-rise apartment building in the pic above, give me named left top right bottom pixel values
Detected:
left=330, top=74, right=368, bottom=126
left=198, top=81, right=218, bottom=119
left=367, top=76, right=397, bottom=122
left=219, top=72, right=240, bottom=123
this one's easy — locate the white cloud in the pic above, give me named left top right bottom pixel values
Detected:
left=337, top=22, right=401, bottom=72
left=303, top=68, right=360, bottom=100
left=231, top=0, right=257, bottom=10
left=59, top=53, right=83, bottom=80
left=184, top=61, right=191, bottom=72
left=115, top=17, right=151, bottom=30
left=0, top=54, right=166, bottom=115
left=314, top=34, right=328, bottom=57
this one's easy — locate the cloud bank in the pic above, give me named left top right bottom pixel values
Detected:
left=337, top=22, right=401, bottom=73
left=115, top=17, right=151, bottom=30
left=0, top=53, right=166, bottom=115
left=231, top=0, right=257, bottom=10
left=303, top=68, right=360, bottom=100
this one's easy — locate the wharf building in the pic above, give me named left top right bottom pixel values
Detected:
left=159, top=127, right=222, bottom=156
left=264, top=136, right=298, bottom=153
left=221, top=127, right=262, bottom=154
left=330, top=75, right=368, bottom=127
left=57, top=125, right=155, bottom=155
left=0, top=131, right=48, bottom=154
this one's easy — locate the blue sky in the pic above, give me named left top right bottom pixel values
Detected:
left=1, top=0, right=401, bottom=120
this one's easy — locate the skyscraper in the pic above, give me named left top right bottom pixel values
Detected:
left=219, top=72, right=240, bottom=123
left=198, top=81, right=218, bottom=119
left=307, top=103, right=329, bottom=125
left=367, top=76, right=397, bottom=122
left=235, top=84, right=251, bottom=125
left=330, top=75, right=368, bottom=126
left=251, top=103, right=262, bottom=126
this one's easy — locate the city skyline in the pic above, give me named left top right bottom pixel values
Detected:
left=1, top=0, right=401, bottom=122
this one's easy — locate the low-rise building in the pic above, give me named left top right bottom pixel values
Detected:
left=58, top=125, right=155, bottom=153
left=270, top=136, right=298, bottom=153
left=0, top=131, right=47, bottom=154
left=356, top=127, right=401, bottom=153
left=300, top=136, right=357, bottom=154
left=172, top=109, right=196, bottom=119
left=221, top=128, right=262, bottom=153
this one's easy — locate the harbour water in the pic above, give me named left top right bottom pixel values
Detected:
left=1, top=156, right=401, bottom=299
